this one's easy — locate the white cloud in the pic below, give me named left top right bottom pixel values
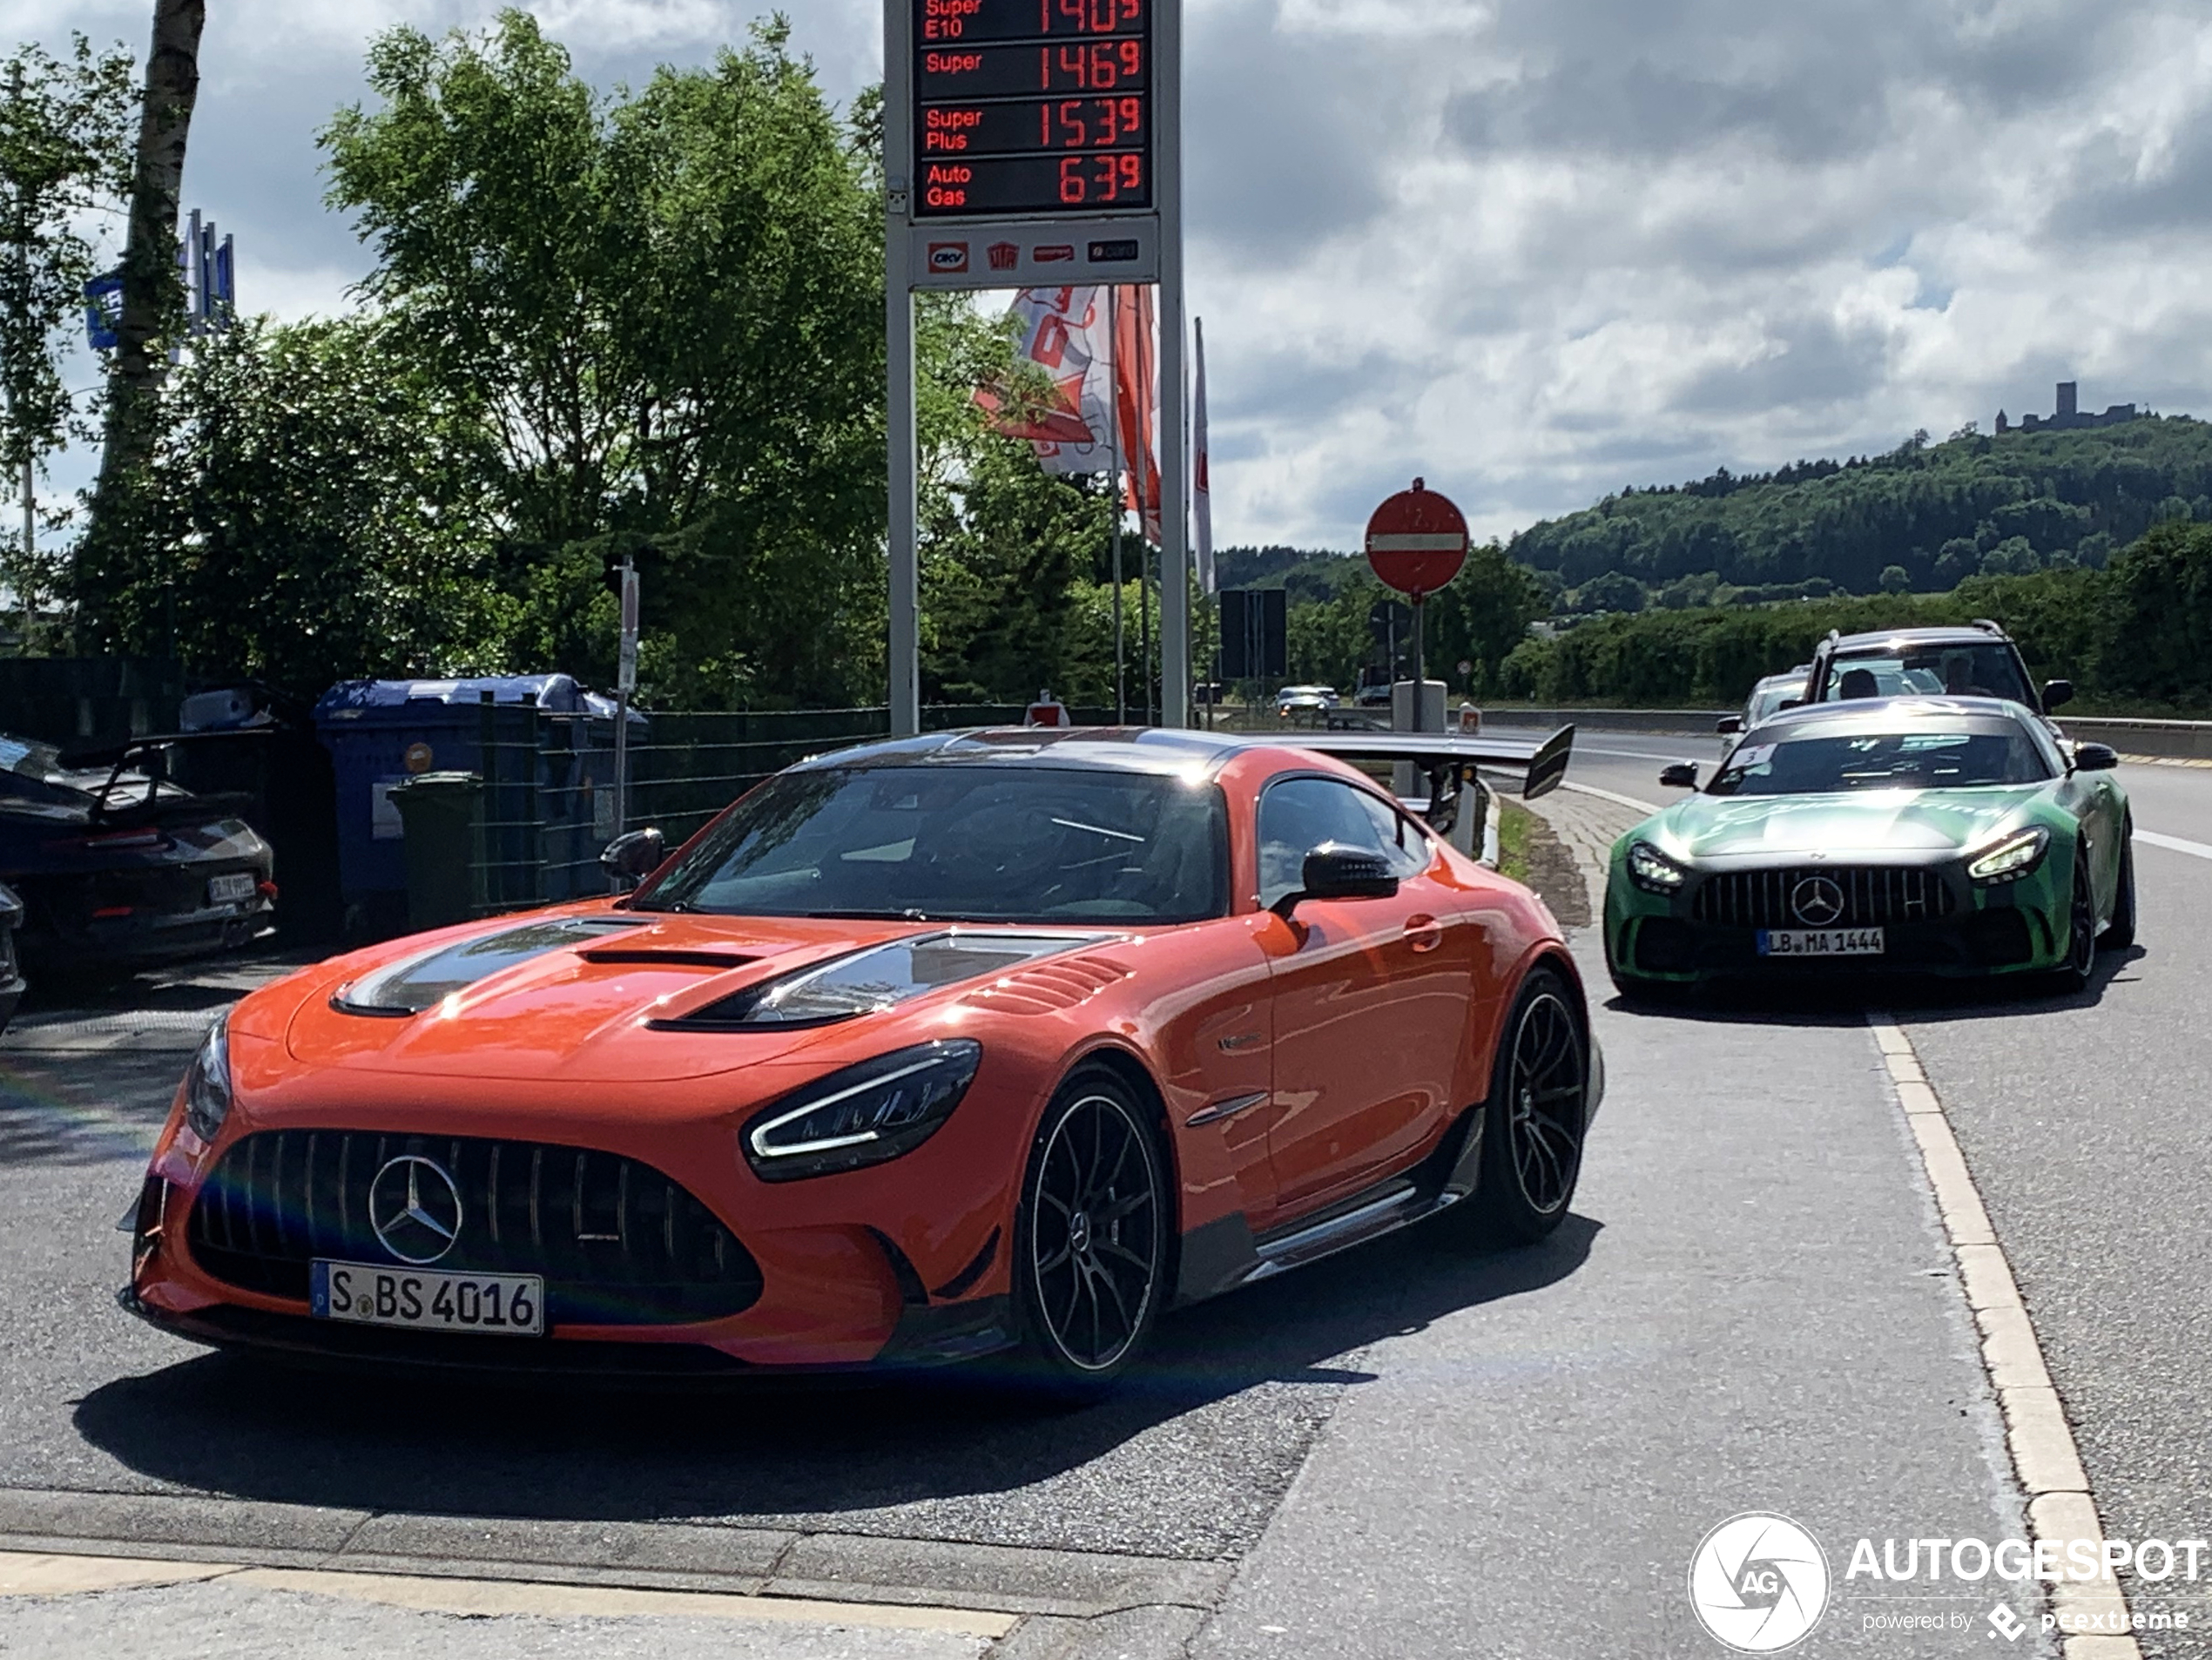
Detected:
left=13, top=0, right=2212, bottom=552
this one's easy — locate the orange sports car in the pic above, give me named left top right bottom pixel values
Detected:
left=123, top=725, right=1596, bottom=1392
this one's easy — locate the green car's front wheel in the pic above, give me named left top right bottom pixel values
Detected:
left=2047, top=847, right=2097, bottom=994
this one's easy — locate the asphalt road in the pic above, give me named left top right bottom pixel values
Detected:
left=9, top=729, right=2209, bottom=1656
left=1558, top=725, right=2212, bottom=1659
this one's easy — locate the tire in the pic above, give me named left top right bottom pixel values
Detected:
left=2101, top=820, right=2135, bottom=949
left=1471, top=968, right=1591, bottom=1245
left=2047, top=847, right=2096, bottom=994
left=1010, top=1071, right=1170, bottom=1400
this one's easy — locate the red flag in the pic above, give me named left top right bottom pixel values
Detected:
left=1114, top=286, right=1161, bottom=543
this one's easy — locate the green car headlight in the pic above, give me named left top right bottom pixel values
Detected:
left=1967, top=826, right=2050, bottom=885
left=1626, top=840, right=1689, bottom=894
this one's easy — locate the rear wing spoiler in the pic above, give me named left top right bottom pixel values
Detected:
left=56, top=728, right=273, bottom=824
left=1278, top=725, right=1575, bottom=803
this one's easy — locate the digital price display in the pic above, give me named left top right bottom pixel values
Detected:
left=913, top=0, right=1152, bottom=218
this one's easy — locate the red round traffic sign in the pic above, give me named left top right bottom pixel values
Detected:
left=1365, top=479, right=1469, bottom=597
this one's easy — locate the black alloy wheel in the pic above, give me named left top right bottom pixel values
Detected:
left=1470, top=968, right=1589, bottom=1245
left=2102, top=820, right=2136, bottom=949
left=1015, top=1075, right=1166, bottom=1391
left=2051, top=850, right=2096, bottom=993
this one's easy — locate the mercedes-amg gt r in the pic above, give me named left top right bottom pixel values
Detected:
left=125, top=725, right=1597, bottom=1392
left=1604, top=697, right=2133, bottom=997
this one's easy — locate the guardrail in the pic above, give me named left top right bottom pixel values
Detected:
left=1477, top=705, right=2212, bottom=761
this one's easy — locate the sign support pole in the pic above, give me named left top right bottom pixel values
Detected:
left=885, top=0, right=920, bottom=739
left=1410, top=593, right=1426, bottom=732
left=1157, top=0, right=1189, bottom=729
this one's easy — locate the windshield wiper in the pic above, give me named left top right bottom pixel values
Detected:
left=806, top=908, right=936, bottom=921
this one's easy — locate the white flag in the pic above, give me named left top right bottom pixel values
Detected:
left=1193, top=317, right=1215, bottom=595
left=977, top=287, right=1116, bottom=474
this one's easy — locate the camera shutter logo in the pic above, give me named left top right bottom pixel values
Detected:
left=1689, top=1514, right=1831, bottom=1652
left=1790, top=876, right=1845, bottom=928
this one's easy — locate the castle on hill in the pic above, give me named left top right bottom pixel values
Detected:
left=1995, top=382, right=2139, bottom=435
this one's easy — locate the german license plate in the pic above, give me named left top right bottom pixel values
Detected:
left=207, top=873, right=257, bottom=905
left=310, top=1260, right=543, bottom=1336
left=1758, top=927, right=1885, bottom=957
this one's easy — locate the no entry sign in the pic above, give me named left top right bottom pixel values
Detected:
left=1365, top=479, right=1468, bottom=597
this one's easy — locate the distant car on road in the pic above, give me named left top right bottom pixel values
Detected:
left=1605, top=696, right=2132, bottom=998
left=1275, top=685, right=1339, bottom=719
left=0, top=882, right=22, bottom=1033
left=1802, top=623, right=2071, bottom=725
left=0, top=732, right=276, bottom=983
left=1717, top=667, right=1810, bottom=735
left=1353, top=678, right=1393, bottom=709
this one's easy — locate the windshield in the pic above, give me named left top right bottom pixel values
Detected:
left=1710, top=722, right=2054, bottom=796
left=637, top=764, right=1228, bottom=923
left=1747, top=679, right=1805, bottom=724
left=1823, top=644, right=2034, bottom=705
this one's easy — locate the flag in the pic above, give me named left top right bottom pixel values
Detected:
left=975, top=287, right=1115, bottom=473
left=1114, top=285, right=1162, bottom=543
left=1193, top=316, right=1214, bottom=595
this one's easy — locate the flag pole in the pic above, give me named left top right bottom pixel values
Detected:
left=1109, top=288, right=1125, bottom=725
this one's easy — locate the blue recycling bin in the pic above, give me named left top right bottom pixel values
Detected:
left=314, top=675, right=633, bottom=939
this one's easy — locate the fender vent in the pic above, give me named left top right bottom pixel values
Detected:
left=961, top=954, right=1132, bottom=1016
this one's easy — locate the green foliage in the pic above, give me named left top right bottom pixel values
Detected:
left=1511, top=418, right=2212, bottom=599
left=0, top=35, right=136, bottom=632
left=2094, top=521, right=2212, bottom=704
left=120, top=317, right=507, bottom=691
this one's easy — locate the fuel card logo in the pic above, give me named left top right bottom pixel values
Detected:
left=1690, top=1514, right=1831, bottom=1651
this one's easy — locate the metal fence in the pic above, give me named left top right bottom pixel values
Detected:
left=461, top=702, right=1117, bottom=916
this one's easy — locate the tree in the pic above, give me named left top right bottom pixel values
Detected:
left=1878, top=564, right=1912, bottom=593
left=117, top=317, right=505, bottom=693
left=0, top=36, right=135, bottom=644
left=80, top=0, right=204, bottom=641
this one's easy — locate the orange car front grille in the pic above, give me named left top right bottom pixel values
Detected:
left=185, top=1130, right=763, bottom=1326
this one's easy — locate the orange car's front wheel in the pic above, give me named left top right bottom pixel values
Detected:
left=1012, top=1071, right=1168, bottom=1399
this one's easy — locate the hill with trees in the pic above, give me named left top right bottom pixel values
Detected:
left=1510, top=417, right=2212, bottom=612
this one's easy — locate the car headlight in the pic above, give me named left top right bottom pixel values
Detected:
left=1626, top=840, right=1689, bottom=894
left=741, top=1040, right=983, bottom=1182
left=1967, top=827, right=2050, bottom=885
left=183, top=1015, right=233, bottom=1143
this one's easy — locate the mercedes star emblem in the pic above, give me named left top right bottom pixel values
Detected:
left=1790, top=876, right=1846, bottom=928
left=368, top=1154, right=464, bottom=1265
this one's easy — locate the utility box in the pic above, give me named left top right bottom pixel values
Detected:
left=1391, top=678, right=1448, bottom=794
left=391, top=772, right=485, bottom=933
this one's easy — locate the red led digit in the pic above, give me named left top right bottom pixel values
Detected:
left=1119, top=97, right=1140, bottom=138
left=1119, top=153, right=1142, bottom=191
left=1119, top=40, right=1140, bottom=78
left=1059, top=156, right=1085, bottom=202
left=1057, top=98, right=1087, bottom=145
left=1059, top=44, right=1085, bottom=87
left=1089, top=41, right=1117, bottom=87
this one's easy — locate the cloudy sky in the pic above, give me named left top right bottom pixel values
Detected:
left=12, top=0, right=2212, bottom=549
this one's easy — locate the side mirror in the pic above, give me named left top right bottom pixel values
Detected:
left=2074, top=742, right=2119, bottom=773
left=1777, top=698, right=1805, bottom=712
left=1716, top=715, right=1743, bottom=734
left=601, top=827, right=666, bottom=891
left=2042, top=678, right=2075, bottom=712
left=1659, top=763, right=1699, bottom=789
left=1272, top=841, right=1399, bottom=917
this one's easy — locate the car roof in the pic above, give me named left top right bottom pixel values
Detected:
left=1831, top=626, right=2013, bottom=651
left=1751, top=694, right=2032, bottom=732
left=792, top=726, right=1254, bottom=779
left=1752, top=670, right=1807, bottom=688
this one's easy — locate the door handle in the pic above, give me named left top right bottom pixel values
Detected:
left=1404, top=914, right=1444, bottom=953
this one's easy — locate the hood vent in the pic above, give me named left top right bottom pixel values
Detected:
left=577, top=948, right=759, bottom=971
left=962, top=954, right=1133, bottom=1016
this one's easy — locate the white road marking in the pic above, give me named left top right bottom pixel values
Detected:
left=2134, top=828, right=2212, bottom=860
left=1867, top=1019, right=2140, bottom=1659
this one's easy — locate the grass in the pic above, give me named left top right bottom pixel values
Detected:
left=1496, top=799, right=1534, bottom=885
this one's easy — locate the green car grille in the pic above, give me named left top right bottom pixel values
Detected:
left=1692, top=866, right=1958, bottom=928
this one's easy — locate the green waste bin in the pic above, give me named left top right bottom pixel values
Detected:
left=391, top=772, right=486, bottom=932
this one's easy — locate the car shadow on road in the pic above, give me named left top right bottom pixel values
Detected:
left=70, top=1213, right=1599, bottom=1535
left=1599, top=944, right=2146, bottom=1027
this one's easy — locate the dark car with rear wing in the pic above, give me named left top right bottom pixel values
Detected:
left=0, top=731, right=276, bottom=980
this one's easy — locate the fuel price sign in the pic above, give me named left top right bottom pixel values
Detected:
left=913, top=0, right=1155, bottom=218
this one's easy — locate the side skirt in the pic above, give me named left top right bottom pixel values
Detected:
left=1171, top=1105, right=1487, bottom=1306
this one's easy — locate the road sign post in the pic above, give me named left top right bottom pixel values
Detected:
left=1364, top=480, right=1470, bottom=733
left=886, top=0, right=1183, bottom=733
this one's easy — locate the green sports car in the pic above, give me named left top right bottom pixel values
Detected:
left=1604, top=696, right=2134, bottom=997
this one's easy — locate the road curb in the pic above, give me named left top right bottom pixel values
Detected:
left=1870, top=1016, right=2140, bottom=1660
left=0, top=1485, right=1229, bottom=1623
